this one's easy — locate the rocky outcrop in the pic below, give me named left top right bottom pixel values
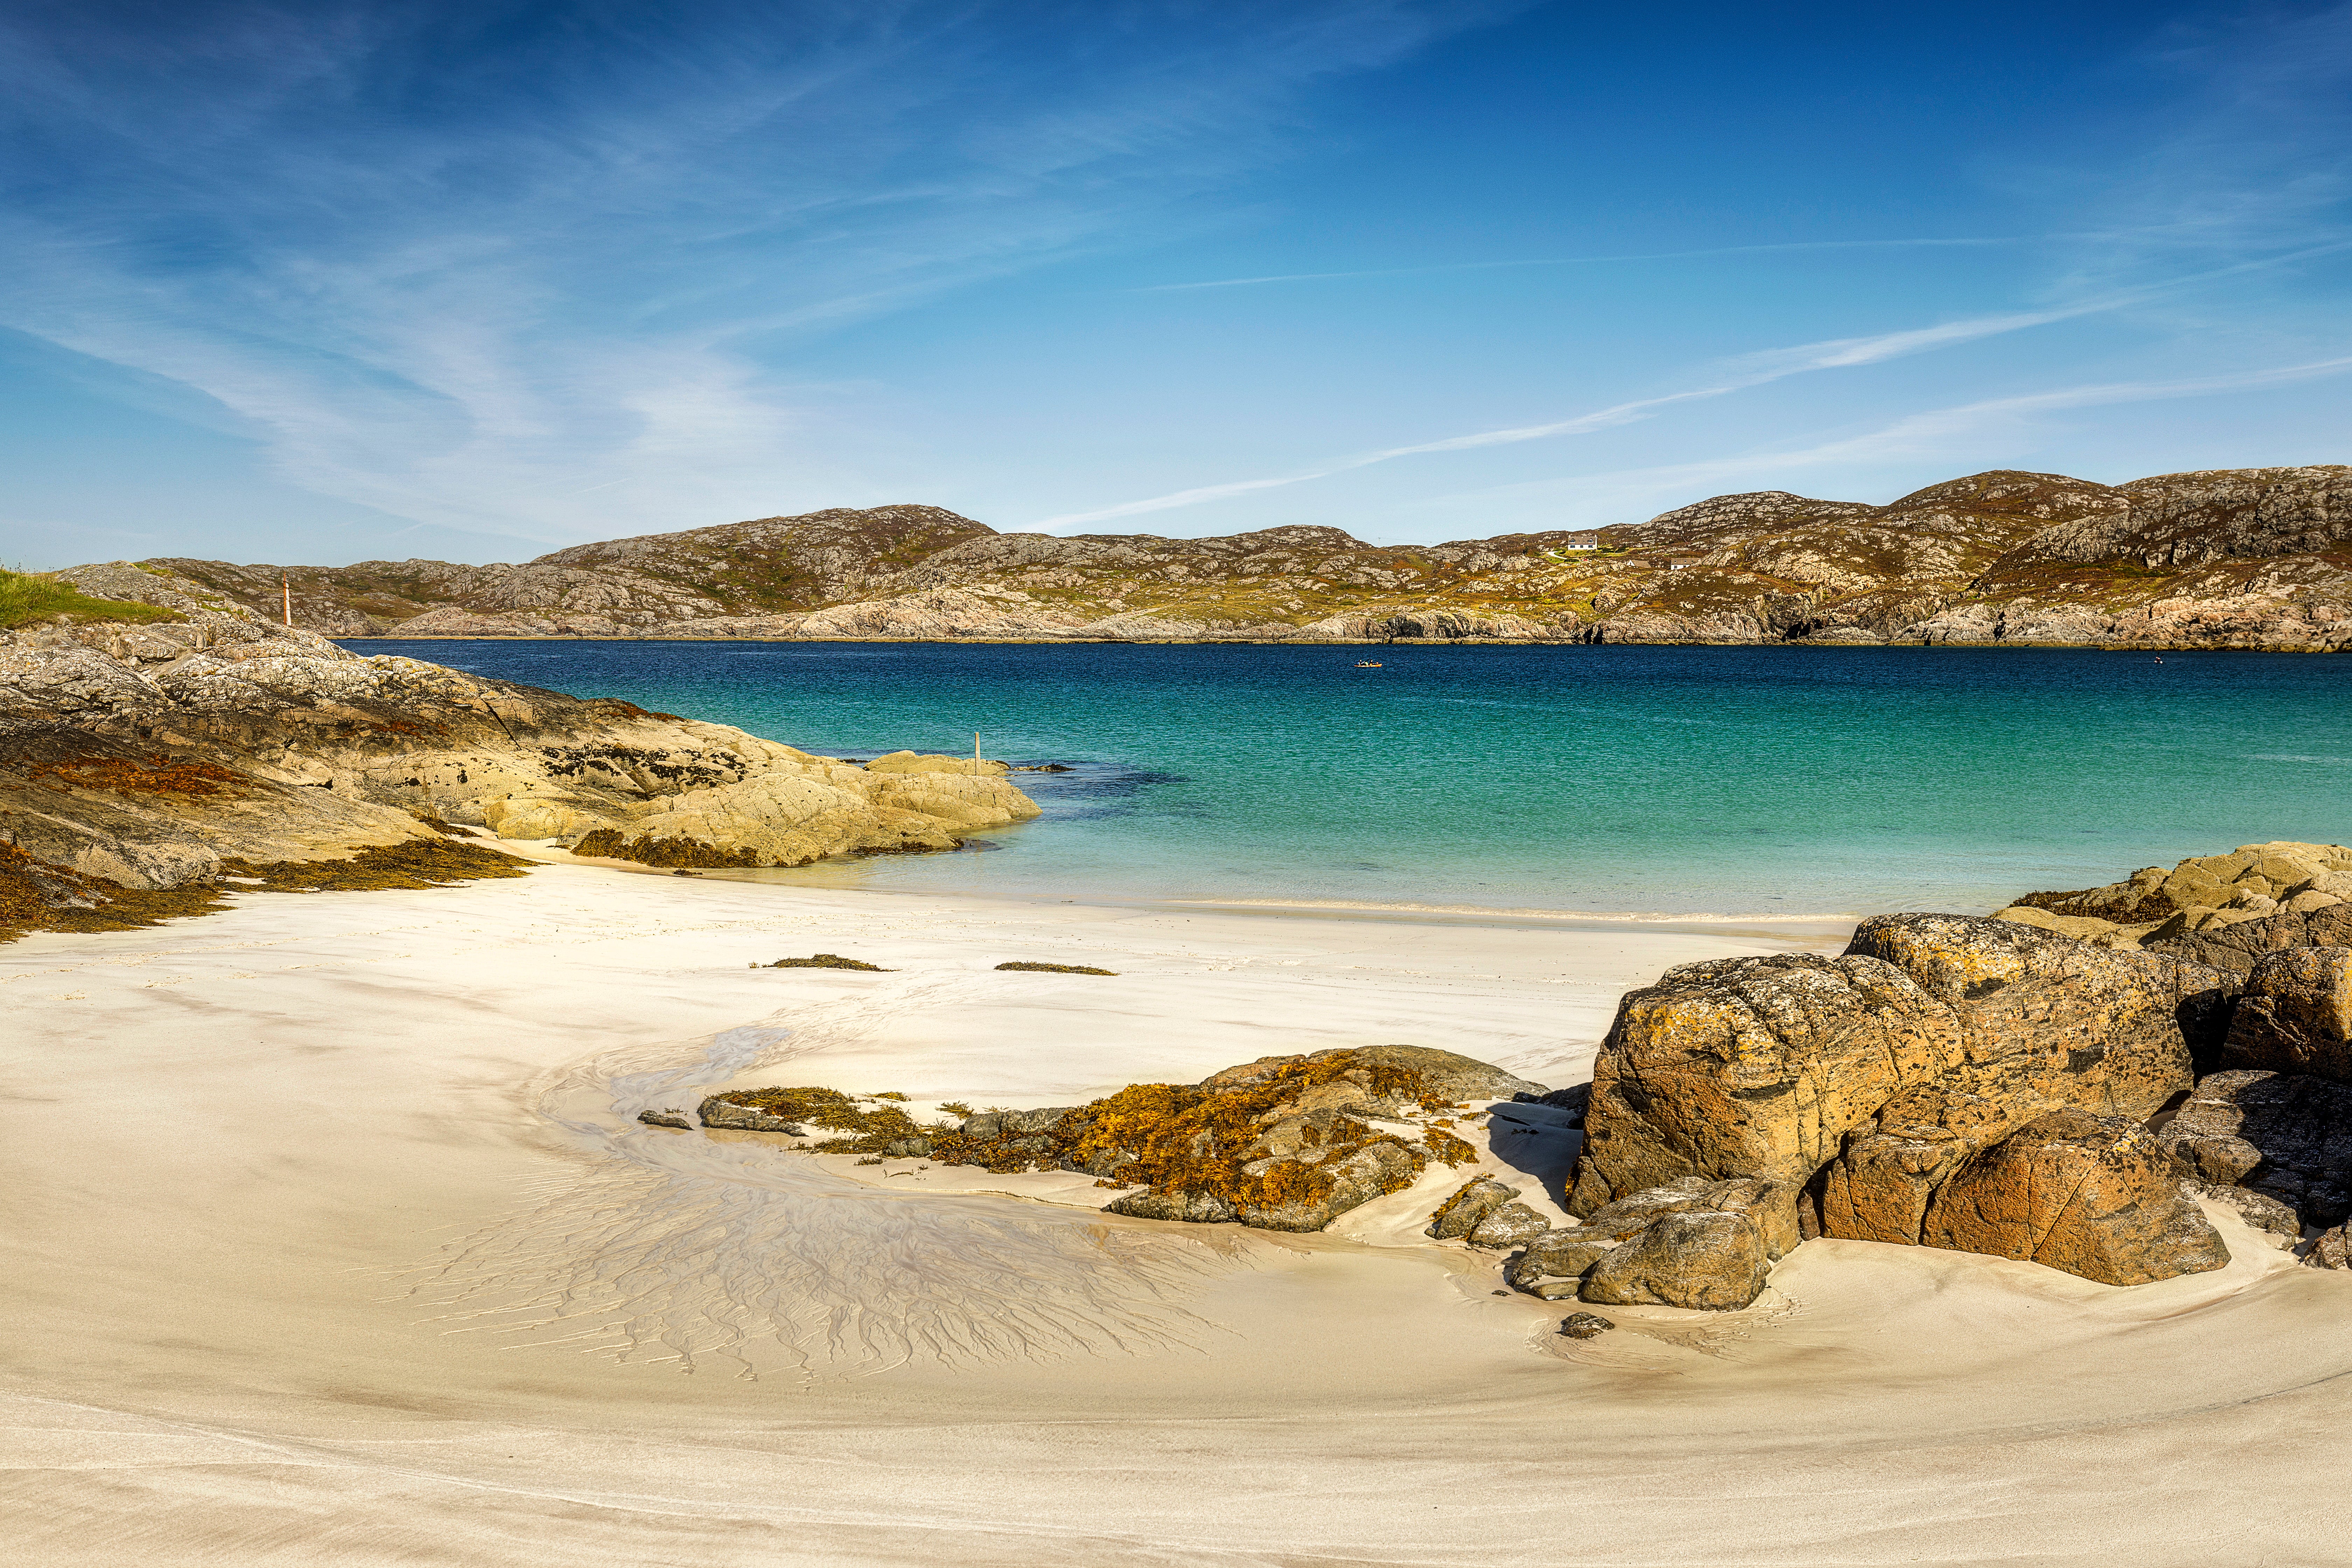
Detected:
left=1571, top=915, right=2223, bottom=1217
left=1917, top=1109, right=2228, bottom=1286
left=103, top=464, right=2352, bottom=650
left=1993, top=841, right=2352, bottom=963
left=1579, top=1209, right=1773, bottom=1310
left=0, top=565, right=1038, bottom=907
left=1567, top=914, right=2236, bottom=1289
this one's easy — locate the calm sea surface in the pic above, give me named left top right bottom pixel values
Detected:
left=347, top=639, right=2352, bottom=918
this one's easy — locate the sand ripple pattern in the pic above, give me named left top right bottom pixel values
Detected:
left=398, top=1020, right=1256, bottom=1380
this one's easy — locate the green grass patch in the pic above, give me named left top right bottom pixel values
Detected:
left=0, top=569, right=181, bottom=630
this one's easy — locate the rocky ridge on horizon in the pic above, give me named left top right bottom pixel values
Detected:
left=92, top=463, right=2352, bottom=650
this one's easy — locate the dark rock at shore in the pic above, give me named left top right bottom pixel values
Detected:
left=2220, top=947, right=2352, bottom=1080
left=1559, top=1312, right=1616, bottom=1339
left=2155, top=1069, right=2352, bottom=1227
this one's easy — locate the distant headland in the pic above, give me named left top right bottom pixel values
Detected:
left=58, top=464, right=2352, bottom=651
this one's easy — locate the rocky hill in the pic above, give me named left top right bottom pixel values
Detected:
left=104, top=464, right=2352, bottom=650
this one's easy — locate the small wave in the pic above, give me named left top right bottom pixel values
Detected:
left=2246, top=754, right=2350, bottom=764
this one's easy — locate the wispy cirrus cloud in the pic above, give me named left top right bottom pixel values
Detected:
left=0, top=1, right=1523, bottom=552
left=1038, top=228, right=2352, bottom=534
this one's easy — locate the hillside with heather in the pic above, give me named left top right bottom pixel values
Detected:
left=83, top=464, right=2352, bottom=650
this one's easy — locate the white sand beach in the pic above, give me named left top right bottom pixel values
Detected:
left=4, top=863, right=2346, bottom=1566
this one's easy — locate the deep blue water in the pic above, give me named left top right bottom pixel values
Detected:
left=347, top=639, right=2352, bottom=917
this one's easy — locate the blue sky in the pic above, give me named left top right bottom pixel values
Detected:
left=5, top=0, right=2351, bottom=568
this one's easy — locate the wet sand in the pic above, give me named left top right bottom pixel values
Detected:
left=2, top=863, right=2343, bottom=1566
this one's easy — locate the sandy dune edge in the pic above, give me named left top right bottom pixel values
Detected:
left=2, top=865, right=2345, bottom=1566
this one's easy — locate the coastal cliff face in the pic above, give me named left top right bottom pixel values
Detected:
left=106, top=463, right=2352, bottom=650
left=0, top=564, right=1038, bottom=898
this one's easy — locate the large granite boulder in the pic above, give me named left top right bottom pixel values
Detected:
left=1920, top=1110, right=2230, bottom=1286
left=2221, top=947, right=2352, bottom=1080
left=2154, top=1069, right=2352, bottom=1227
left=1465, top=1202, right=1552, bottom=1250
left=1572, top=915, right=2222, bottom=1218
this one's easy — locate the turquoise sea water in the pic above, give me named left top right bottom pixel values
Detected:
left=349, top=640, right=2352, bottom=918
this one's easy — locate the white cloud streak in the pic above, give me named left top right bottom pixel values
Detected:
left=1031, top=235, right=2352, bottom=533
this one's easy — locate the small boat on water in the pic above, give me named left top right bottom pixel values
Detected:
left=1354, top=660, right=1384, bottom=668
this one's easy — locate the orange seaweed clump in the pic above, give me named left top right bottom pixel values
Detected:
left=572, top=828, right=765, bottom=869
left=30, top=754, right=248, bottom=797
left=0, top=841, right=228, bottom=942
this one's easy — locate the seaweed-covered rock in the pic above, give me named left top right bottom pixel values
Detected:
left=2153, top=1069, right=2352, bottom=1227
left=1105, top=1189, right=1236, bottom=1223
left=697, top=1098, right=805, bottom=1133
left=1580, top=1210, right=1771, bottom=1310
left=1466, top=1201, right=1552, bottom=1250
left=2221, top=947, right=2352, bottom=1081
left=1572, top=915, right=2223, bottom=1218
left=1425, top=1176, right=1521, bottom=1240
left=1921, top=1109, right=2229, bottom=1286
left=1196, top=1044, right=1544, bottom=1113
left=921, top=1046, right=1498, bottom=1232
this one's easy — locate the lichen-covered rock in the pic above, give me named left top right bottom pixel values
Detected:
left=2221, top=947, right=2352, bottom=1081
left=1425, top=1176, right=1521, bottom=1239
left=2308, top=1225, right=2352, bottom=1269
left=919, top=1046, right=1497, bottom=1232
left=1570, top=916, right=2220, bottom=1218
left=2153, top=1069, right=2352, bottom=1227
left=1580, top=1210, right=1771, bottom=1310
left=2146, top=897, right=2352, bottom=978
left=1465, top=1201, right=1552, bottom=1250
left=1921, top=1109, right=2229, bottom=1285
